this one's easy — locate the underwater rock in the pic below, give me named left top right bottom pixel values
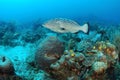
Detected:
left=35, top=36, right=64, bottom=71
left=0, top=55, right=14, bottom=74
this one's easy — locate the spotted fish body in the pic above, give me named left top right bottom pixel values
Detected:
left=42, top=18, right=89, bottom=33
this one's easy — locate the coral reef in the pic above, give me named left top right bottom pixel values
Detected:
left=110, top=27, right=120, bottom=62
left=35, top=36, right=64, bottom=71
left=49, top=50, right=86, bottom=80
left=0, top=20, right=120, bottom=80
left=42, top=41, right=118, bottom=80
left=0, top=21, right=20, bottom=47
left=113, top=63, right=120, bottom=80
left=21, top=30, right=41, bottom=43
left=99, top=25, right=120, bottom=62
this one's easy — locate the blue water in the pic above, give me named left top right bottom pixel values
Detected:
left=0, top=0, right=120, bottom=24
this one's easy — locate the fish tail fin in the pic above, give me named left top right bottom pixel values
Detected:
left=80, top=23, right=89, bottom=33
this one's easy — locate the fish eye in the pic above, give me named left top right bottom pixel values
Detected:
left=60, top=28, right=65, bottom=30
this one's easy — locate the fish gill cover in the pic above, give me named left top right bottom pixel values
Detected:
left=0, top=0, right=120, bottom=80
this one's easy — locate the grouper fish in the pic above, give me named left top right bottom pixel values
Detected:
left=42, top=18, right=89, bottom=33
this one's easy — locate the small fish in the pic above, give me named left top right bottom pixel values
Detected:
left=42, top=18, right=89, bottom=33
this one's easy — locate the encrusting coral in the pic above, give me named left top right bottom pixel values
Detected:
left=36, top=41, right=118, bottom=80
left=84, top=41, right=118, bottom=80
